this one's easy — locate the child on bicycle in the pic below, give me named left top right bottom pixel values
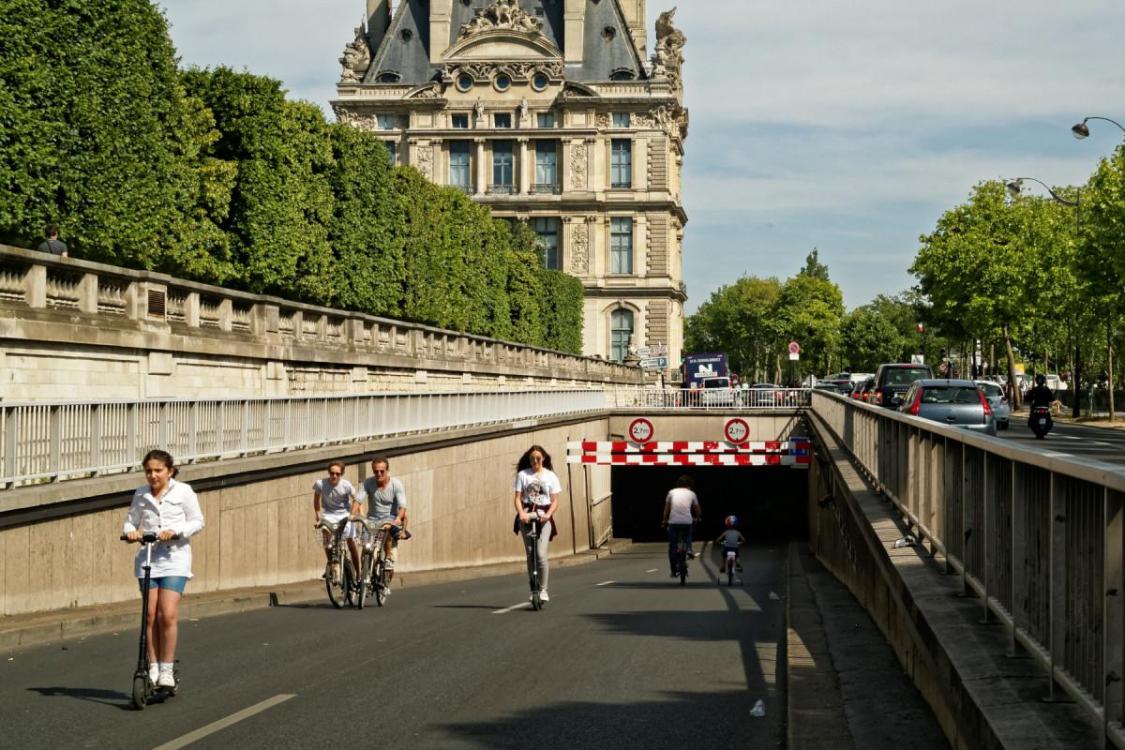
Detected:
left=715, top=515, right=746, bottom=577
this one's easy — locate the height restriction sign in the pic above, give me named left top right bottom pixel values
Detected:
left=788, top=341, right=801, bottom=361
left=627, top=418, right=655, bottom=444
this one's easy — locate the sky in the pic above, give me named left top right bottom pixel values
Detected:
left=160, top=1, right=1125, bottom=312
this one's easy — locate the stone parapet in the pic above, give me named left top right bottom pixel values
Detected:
left=0, top=245, right=643, bottom=401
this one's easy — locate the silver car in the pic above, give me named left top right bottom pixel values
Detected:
left=899, top=379, right=997, bottom=435
left=974, top=380, right=1010, bottom=430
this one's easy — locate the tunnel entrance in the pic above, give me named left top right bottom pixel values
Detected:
left=610, top=466, right=808, bottom=544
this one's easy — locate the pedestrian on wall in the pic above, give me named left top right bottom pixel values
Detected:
left=36, top=224, right=68, bottom=257
left=121, top=450, right=205, bottom=690
left=512, top=444, right=560, bottom=603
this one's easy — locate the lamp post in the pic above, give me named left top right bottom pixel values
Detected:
left=1005, top=177, right=1082, bottom=417
left=1071, top=115, right=1125, bottom=421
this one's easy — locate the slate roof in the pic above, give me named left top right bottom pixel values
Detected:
left=364, top=0, right=646, bottom=86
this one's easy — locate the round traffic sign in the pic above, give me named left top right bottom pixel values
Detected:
left=627, top=417, right=655, bottom=444
left=724, top=417, right=750, bottom=444
left=788, top=341, right=801, bottom=355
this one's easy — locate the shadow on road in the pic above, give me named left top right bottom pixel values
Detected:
left=439, top=691, right=777, bottom=749
left=26, top=686, right=133, bottom=711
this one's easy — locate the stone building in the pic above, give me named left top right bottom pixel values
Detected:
left=331, top=0, right=688, bottom=371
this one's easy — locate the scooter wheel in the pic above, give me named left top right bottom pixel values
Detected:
left=531, top=592, right=542, bottom=611
left=131, top=674, right=148, bottom=710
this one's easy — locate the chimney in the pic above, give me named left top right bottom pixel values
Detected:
left=366, top=0, right=392, bottom=54
left=430, top=0, right=452, bottom=63
left=564, top=0, right=587, bottom=63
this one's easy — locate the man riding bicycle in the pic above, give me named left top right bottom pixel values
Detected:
left=661, top=475, right=700, bottom=577
left=357, top=456, right=409, bottom=590
left=313, top=461, right=362, bottom=582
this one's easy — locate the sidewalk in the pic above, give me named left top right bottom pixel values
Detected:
left=0, top=546, right=613, bottom=654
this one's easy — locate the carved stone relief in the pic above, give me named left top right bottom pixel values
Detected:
left=459, top=0, right=544, bottom=39
left=414, top=144, right=434, bottom=180
left=570, top=218, right=590, bottom=274
left=570, top=140, right=588, bottom=190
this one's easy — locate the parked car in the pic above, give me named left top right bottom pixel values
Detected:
left=818, top=372, right=853, bottom=393
left=975, top=380, right=1010, bottom=429
left=857, top=376, right=877, bottom=402
left=899, top=379, right=997, bottom=435
left=873, top=363, right=934, bottom=408
left=699, top=376, right=735, bottom=407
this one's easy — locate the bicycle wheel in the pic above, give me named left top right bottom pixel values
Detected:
left=357, top=553, right=371, bottom=610
left=326, top=554, right=346, bottom=609
left=375, top=561, right=388, bottom=607
left=727, top=565, right=734, bottom=586
left=343, top=558, right=356, bottom=607
left=679, top=551, right=687, bottom=586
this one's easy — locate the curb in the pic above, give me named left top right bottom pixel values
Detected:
left=785, top=541, right=855, bottom=750
left=1, top=546, right=609, bottom=654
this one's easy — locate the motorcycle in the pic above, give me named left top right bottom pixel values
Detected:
left=1029, top=406, right=1052, bottom=439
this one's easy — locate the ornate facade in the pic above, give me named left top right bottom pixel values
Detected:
left=332, top=0, right=688, bottom=370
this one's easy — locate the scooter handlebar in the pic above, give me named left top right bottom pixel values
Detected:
left=119, top=532, right=179, bottom=543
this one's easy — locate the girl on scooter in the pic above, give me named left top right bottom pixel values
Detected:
left=512, top=445, right=560, bottom=603
left=122, top=450, right=205, bottom=690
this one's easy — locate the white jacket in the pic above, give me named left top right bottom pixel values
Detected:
left=122, top=479, right=205, bottom=579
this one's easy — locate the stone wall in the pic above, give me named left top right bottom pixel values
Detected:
left=0, top=245, right=643, bottom=402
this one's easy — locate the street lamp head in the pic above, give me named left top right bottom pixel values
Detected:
left=1071, top=121, right=1091, bottom=139
left=1005, top=180, right=1022, bottom=197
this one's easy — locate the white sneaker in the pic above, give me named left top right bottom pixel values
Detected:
left=540, top=591, right=550, bottom=602
left=157, top=665, right=175, bottom=688
left=148, top=663, right=159, bottom=685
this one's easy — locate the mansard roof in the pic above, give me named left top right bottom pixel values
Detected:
left=364, top=0, right=647, bottom=86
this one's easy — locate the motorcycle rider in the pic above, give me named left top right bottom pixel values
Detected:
left=1025, top=374, right=1054, bottom=431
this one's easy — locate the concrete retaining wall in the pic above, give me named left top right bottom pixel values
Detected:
left=0, top=416, right=611, bottom=618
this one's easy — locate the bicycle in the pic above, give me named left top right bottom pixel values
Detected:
left=666, top=523, right=695, bottom=586
left=316, top=518, right=355, bottom=608
left=354, top=517, right=395, bottom=608
left=119, top=531, right=179, bottom=710
left=723, top=548, right=738, bottom=586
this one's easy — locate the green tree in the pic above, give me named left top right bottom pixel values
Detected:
left=775, top=270, right=845, bottom=378
left=684, top=276, right=782, bottom=380
left=840, top=306, right=903, bottom=371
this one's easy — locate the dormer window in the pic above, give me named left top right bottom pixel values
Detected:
left=531, top=73, right=550, bottom=92
left=376, top=72, right=401, bottom=83
left=456, top=73, right=474, bottom=92
left=609, top=69, right=636, bottom=81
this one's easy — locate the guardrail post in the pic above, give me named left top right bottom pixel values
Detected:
left=48, top=404, right=60, bottom=482
left=90, top=403, right=102, bottom=473
left=1010, top=461, right=1026, bottom=658
left=240, top=400, right=249, bottom=455
left=4, top=406, right=18, bottom=487
left=158, top=401, right=168, bottom=450
left=981, top=453, right=992, bottom=623
left=1105, top=488, right=1124, bottom=739
left=126, top=402, right=137, bottom=467
left=188, top=401, right=198, bottom=460
left=1048, top=473, right=1065, bottom=701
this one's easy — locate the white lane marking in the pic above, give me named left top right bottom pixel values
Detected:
left=595, top=580, right=616, bottom=587
left=492, top=602, right=533, bottom=614
left=153, top=693, right=296, bottom=750
left=645, top=568, right=658, bottom=573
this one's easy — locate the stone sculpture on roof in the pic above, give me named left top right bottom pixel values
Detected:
left=652, top=7, right=686, bottom=90
left=459, top=0, right=544, bottom=39
left=339, top=22, right=371, bottom=82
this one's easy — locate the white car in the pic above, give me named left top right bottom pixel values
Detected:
left=699, top=376, right=735, bottom=407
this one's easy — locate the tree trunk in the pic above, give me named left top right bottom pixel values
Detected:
left=1109, top=322, right=1116, bottom=422
left=1072, top=342, right=1082, bottom=419
left=1005, top=325, right=1021, bottom=410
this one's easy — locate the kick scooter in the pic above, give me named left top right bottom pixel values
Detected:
left=121, top=531, right=179, bottom=710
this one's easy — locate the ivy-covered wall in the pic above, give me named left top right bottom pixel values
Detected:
left=0, top=0, right=583, bottom=352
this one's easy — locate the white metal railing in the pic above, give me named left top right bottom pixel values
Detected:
left=0, top=390, right=606, bottom=488
left=810, top=390, right=1125, bottom=748
left=610, top=388, right=810, bottom=409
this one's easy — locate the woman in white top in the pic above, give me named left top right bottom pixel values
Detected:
left=312, top=461, right=361, bottom=580
left=512, top=444, right=561, bottom=602
left=122, top=450, right=205, bottom=689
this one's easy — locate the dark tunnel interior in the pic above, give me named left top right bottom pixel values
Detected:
left=609, top=466, right=809, bottom=543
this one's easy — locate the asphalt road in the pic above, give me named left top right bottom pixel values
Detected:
left=1, top=544, right=790, bottom=750
left=998, top=415, right=1125, bottom=465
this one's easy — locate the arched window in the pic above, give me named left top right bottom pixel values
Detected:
left=610, top=308, right=634, bottom=363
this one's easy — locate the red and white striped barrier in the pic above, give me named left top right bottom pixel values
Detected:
left=566, top=437, right=811, bottom=468
left=567, top=453, right=811, bottom=466
left=567, top=439, right=808, bottom=454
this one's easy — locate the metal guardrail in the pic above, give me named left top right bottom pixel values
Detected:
left=810, top=391, right=1125, bottom=748
left=610, top=388, right=810, bottom=409
left=0, top=390, right=607, bottom=487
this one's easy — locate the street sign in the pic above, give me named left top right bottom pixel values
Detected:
left=788, top=341, right=800, bottom=361
left=724, top=418, right=750, bottom=444
left=640, top=356, right=668, bottom=370
left=627, top=418, right=655, bottom=444
left=648, top=343, right=668, bottom=356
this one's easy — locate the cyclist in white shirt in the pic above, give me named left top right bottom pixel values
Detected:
left=662, top=475, right=700, bottom=577
left=357, top=456, right=410, bottom=589
left=313, top=461, right=361, bottom=583
left=122, top=450, right=205, bottom=689
left=512, top=444, right=561, bottom=602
